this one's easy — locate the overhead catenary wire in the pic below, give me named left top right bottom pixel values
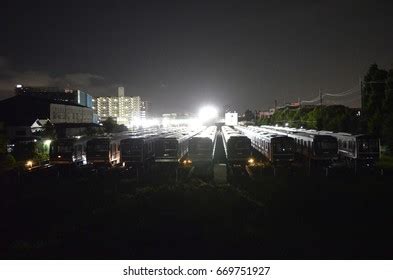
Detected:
left=299, top=85, right=361, bottom=105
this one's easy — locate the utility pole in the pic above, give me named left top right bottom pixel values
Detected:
left=319, top=88, right=322, bottom=106
left=359, top=76, right=363, bottom=110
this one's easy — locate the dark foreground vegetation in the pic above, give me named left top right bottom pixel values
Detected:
left=1, top=166, right=392, bottom=259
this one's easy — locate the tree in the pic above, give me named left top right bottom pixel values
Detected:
left=101, top=117, right=128, bottom=134
left=244, top=109, right=255, bottom=122
left=113, top=124, right=128, bottom=133
left=33, top=121, right=57, bottom=139
left=362, top=64, right=388, bottom=136
left=101, top=117, right=117, bottom=133
left=383, top=69, right=393, bottom=153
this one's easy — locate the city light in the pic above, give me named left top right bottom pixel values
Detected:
left=198, top=105, right=218, bottom=123
left=247, top=158, right=255, bottom=165
left=44, top=139, right=52, bottom=146
left=25, top=160, right=33, bottom=169
left=16, top=84, right=22, bottom=88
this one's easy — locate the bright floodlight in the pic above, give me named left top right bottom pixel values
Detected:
left=198, top=106, right=218, bottom=122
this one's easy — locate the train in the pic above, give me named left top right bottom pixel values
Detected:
left=261, top=125, right=338, bottom=163
left=49, top=137, right=91, bottom=166
left=306, top=131, right=380, bottom=170
left=120, top=132, right=159, bottom=167
left=188, top=126, right=218, bottom=163
left=334, top=133, right=380, bottom=167
left=86, top=135, right=125, bottom=166
left=235, top=126, right=295, bottom=164
left=154, top=128, right=201, bottom=163
left=221, top=126, right=252, bottom=164
left=265, top=125, right=381, bottom=169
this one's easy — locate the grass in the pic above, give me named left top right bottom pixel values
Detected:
left=0, top=166, right=392, bottom=259
left=377, top=154, right=393, bottom=170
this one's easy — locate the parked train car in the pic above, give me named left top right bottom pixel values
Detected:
left=221, top=126, right=252, bottom=164
left=236, top=126, right=295, bottom=164
left=261, top=125, right=338, bottom=163
left=120, top=133, right=157, bottom=167
left=323, top=132, right=380, bottom=169
left=49, top=137, right=90, bottom=165
left=188, top=126, right=217, bottom=163
left=86, top=135, right=125, bottom=166
left=154, top=132, right=193, bottom=163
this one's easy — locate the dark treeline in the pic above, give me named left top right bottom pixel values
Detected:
left=362, top=64, right=393, bottom=152
left=257, top=63, right=393, bottom=153
left=257, top=105, right=360, bottom=133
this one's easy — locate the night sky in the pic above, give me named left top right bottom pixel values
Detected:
left=1, top=0, right=392, bottom=114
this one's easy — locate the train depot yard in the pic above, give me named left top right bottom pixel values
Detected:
left=1, top=124, right=392, bottom=259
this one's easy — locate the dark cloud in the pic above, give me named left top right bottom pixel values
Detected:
left=0, top=59, right=116, bottom=99
left=0, top=56, right=7, bottom=69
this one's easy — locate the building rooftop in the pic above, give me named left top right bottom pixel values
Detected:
left=0, top=95, right=85, bottom=126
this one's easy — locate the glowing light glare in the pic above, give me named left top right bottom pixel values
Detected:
left=247, top=158, right=255, bottom=165
left=16, top=84, right=22, bottom=88
left=198, top=106, right=218, bottom=122
left=129, top=118, right=160, bottom=128
left=161, top=117, right=202, bottom=128
left=44, top=139, right=52, bottom=146
left=26, top=160, right=33, bottom=168
left=285, top=123, right=289, bottom=127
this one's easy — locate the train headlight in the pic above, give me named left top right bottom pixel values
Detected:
left=57, top=155, right=62, bottom=159
left=187, top=159, right=192, bottom=164
left=247, top=158, right=255, bottom=165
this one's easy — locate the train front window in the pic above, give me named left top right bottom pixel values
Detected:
left=274, top=141, right=293, bottom=153
left=51, top=143, right=73, bottom=154
left=197, top=142, right=210, bottom=151
left=359, top=139, right=379, bottom=153
left=317, top=141, right=337, bottom=150
left=235, top=141, right=249, bottom=149
left=89, top=143, right=108, bottom=152
left=164, top=140, right=177, bottom=150
left=122, top=141, right=142, bottom=153
left=58, top=144, right=73, bottom=153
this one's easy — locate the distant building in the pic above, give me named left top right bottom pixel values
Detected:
left=225, top=112, right=238, bottom=126
left=140, top=100, right=151, bottom=120
left=259, top=108, right=275, bottom=118
left=15, top=84, right=93, bottom=108
left=92, top=87, right=141, bottom=125
left=0, top=95, right=97, bottom=140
